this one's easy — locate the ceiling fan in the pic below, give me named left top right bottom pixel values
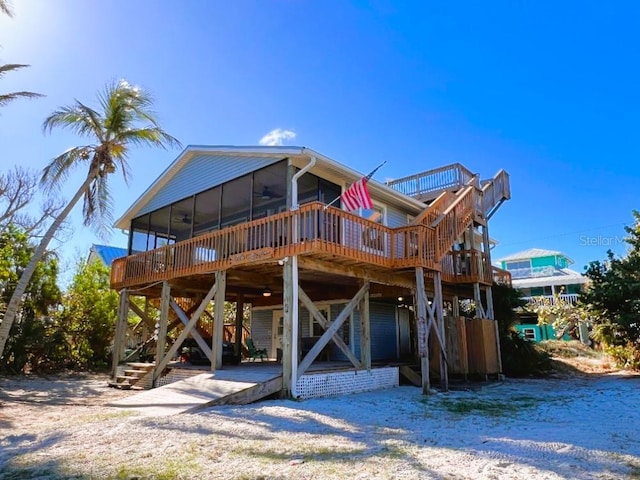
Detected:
left=173, top=213, right=199, bottom=225
left=254, top=186, right=283, bottom=200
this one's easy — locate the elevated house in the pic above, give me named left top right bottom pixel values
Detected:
left=496, top=248, right=588, bottom=342
left=109, top=146, right=511, bottom=401
left=496, top=249, right=587, bottom=305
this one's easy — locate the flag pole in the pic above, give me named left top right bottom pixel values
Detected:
left=324, top=161, right=387, bottom=210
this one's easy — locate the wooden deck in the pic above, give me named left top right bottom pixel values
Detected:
left=110, top=170, right=510, bottom=292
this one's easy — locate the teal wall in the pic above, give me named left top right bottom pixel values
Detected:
left=567, top=284, right=582, bottom=294
left=514, top=324, right=557, bottom=342
left=531, top=255, right=556, bottom=268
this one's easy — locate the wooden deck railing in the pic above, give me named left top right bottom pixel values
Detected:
left=491, top=266, right=512, bottom=286
left=441, top=250, right=493, bottom=284
left=431, top=186, right=476, bottom=260
left=481, top=170, right=511, bottom=218
left=386, top=163, right=475, bottom=201
left=111, top=202, right=442, bottom=289
left=112, top=168, right=511, bottom=291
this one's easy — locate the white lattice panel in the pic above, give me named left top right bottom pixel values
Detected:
left=296, top=367, right=398, bottom=399
left=155, top=368, right=204, bottom=387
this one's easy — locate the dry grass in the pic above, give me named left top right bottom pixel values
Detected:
left=539, top=340, right=617, bottom=374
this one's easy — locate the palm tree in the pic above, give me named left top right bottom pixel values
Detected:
left=0, top=80, right=181, bottom=357
left=0, top=64, right=43, bottom=107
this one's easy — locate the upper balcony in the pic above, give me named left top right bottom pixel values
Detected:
left=111, top=202, right=442, bottom=290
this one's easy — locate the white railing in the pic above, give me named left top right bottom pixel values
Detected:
left=524, top=294, right=580, bottom=306
left=386, top=163, right=475, bottom=201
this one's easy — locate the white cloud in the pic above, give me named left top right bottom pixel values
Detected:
left=258, top=128, right=296, bottom=146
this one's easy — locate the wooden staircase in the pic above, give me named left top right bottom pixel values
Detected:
left=109, top=362, right=155, bottom=390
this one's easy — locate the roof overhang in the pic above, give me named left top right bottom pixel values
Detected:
left=512, top=274, right=588, bottom=289
left=114, top=145, right=428, bottom=230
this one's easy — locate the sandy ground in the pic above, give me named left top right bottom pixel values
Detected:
left=1, top=368, right=640, bottom=480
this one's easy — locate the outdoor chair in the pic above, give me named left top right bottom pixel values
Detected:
left=245, top=338, right=267, bottom=362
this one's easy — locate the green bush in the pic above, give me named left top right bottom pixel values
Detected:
left=604, top=344, right=640, bottom=370
left=500, top=330, right=552, bottom=377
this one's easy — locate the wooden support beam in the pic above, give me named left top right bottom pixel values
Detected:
left=434, top=271, right=448, bottom=391
left=281, top=257, right=294, bottom=396
left=129, top=301, right=156, bottom=332
left=298, top=282, right=369, bottom=378
left=154, top=282, right=219, bottom=379
left=485, top=285, right=495, bottom=320
left=235, top=294, right=244, bottom=357
left=414, top=267, right=430, bottom=394
left=473, top=282, right=486, bottom=318
left=298, top=287, right=362, bottom=369
left=297, top=257, right=415, bottom=289
left=111, top=289, right=129, bottom=379
left=153, top=282, right=171, bottom=386
left=360, top=285, right=371, bottom=370
left=452, top=295, right=460, bottom=317
left=170, top=299, right=213, bottom=359
left=212, top=271, right=227, bottom=370
left=399, top=365, right=422, bottom=387
left=486, top=285, right=503, bottom=374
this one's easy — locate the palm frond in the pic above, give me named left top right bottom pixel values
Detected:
left=115, top=127, right=182, bottom=151
left=101, top=80, right=160, bottom=136
left=0, top=64, right=30, bottom=77
left=0, top=64, right=43, bottom=107
left=42, top=103, right=103, bottom=139
left=0, top=0, right=13, bottom=17
left=0, top=91, right=44, bottom=107
left=83, top=174, right=113, bottom=239
left=40, top=146, right=92, bottom=192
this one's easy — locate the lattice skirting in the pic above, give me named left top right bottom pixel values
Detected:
left=296, top=367, right=399, bottom=399
left=155, top=368, right=204, bottom=387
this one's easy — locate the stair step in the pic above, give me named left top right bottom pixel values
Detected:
left=123, top=369, right=149, bottom=377
left=126, top=362, right=155, bottom=369
left=108, top=380, right=132, bottom=390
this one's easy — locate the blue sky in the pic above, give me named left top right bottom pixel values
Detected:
left=1, top=0, right=638, bottom=279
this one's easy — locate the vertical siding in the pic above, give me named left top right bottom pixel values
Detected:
left=386, top=204, right=410, bottom=228
left=139, top=155, right=282, bottom=215
left=370, top=303, right=398, bottom=361
left=325, top=302, right=397, bottom=362
left=250, top=309, right=273, bottom=357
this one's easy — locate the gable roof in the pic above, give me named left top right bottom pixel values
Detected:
left=114, top=145, right=428, bottom=230
left=497, top=248, right=573, bottom=264
left=89, top=244, right=128, bottom=267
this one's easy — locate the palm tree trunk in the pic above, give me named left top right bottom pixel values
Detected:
left=0, top=171, right=98, bottom=358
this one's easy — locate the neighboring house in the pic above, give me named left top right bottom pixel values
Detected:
left=108, top=146, right=511, bottom=399
left=496, top=248, right=587, bottom=305
left=88, top=244, right=128, bottom=268
left=496, top=248, right=588, bottom=343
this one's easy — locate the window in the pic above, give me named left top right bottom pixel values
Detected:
left=522, top=328, right=536, bottom=341
left=505, top=260, right=531, bottom=279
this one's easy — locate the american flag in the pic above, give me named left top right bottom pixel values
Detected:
left=340, top=161, right=386, bottom=212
